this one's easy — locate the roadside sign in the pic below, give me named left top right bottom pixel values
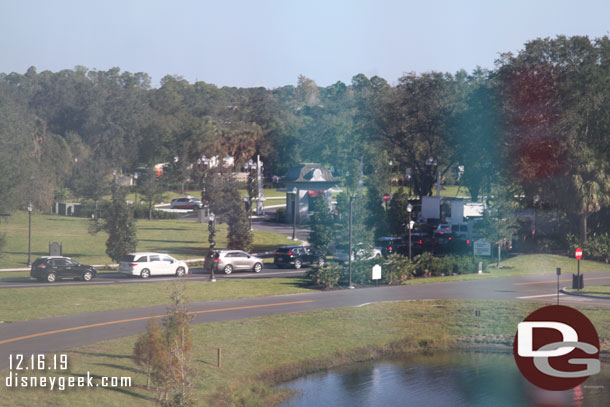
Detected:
left=382, top=193, right=391, bottom=202
left=575, top=248, right=583, bottom=260
left=372, top=264, right=382, bottom=280
left=473, top=240, right=491, bottom=256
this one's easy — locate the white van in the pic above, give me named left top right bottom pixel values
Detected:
left=119, top=252, right=189, bottom=278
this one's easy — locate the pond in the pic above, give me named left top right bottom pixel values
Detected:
left=279, top=352, right=609, bottom=407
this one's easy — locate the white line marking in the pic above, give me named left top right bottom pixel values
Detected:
left=517, top=293, right=566, bottom=299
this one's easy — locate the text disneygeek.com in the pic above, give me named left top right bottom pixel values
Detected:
left=5, top=371, right=132, bottom=390
left=5, top=353, right=131, bottom=390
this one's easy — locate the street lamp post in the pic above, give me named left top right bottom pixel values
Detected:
left=208, top=212, right=216, bottom=282
left=243, top=195, right=251, bottom=229
left=348, top=194, right=354, bottom=289
left=407, top=203, right=413, bottom=261
left=133, top=172, right=139, bottom=206
left=27, top=202, right=32, bottom=267
left=291, top=187, right=298, bottom=240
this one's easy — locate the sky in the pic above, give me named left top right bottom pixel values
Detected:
left=1, top=0, right=609, bottom=89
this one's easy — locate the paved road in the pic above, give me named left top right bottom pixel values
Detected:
left=0, top=265, right=307, bottom=289
left=1, top=269, right=609, bottom=370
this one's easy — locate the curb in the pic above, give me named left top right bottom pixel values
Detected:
left=560, top=287, right=610, bottom=300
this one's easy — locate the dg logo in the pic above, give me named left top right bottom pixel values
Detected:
left=513, top=305, right=600, bottom=391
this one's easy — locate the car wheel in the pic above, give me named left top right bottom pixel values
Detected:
left=46, top=272, right=57, bottom=283
left=176, top=266, right=185, bottom=277
left=82, top=270, right=94, bottom=281
left=318, top=257, right=325, bottom=267
left=253, top=262, right=263, bottom=273
left=223, top=264, right=233, bottom=275
left=140, top=269, right=151, bottom=279
left=294, top=259, right=302, bottom=269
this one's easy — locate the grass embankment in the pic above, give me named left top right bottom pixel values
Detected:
left=2, top=299, right=609, bottom=406
left=0, top=278, right=312, bottom=322
left=565, top=285, right=610, bottom=296
left=403, top=253, right=610, bottom=285
left=0, top=212, right=295, bottom=270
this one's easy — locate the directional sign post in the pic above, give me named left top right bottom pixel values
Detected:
left=372, top=264, right=382, bottom=287
left=575, top=248, right=583, bottom=291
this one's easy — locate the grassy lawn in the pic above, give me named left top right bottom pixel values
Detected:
left=2, top=299, right=608, bottom=406
left=389, top=184, right=470, bottom=198
left=121, top=188, right=287, bottom=204
left=0, top=212, right=295, bottom=269
left=0, top=278, right=311, bottom=322
left=402, top=253, right=610, bottom=285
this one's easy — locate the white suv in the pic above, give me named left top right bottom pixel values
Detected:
left=119, top=252, right=189, bottom=278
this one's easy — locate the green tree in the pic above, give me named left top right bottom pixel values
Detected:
left=101, top=186, right=138, bottom=262
left=377, top=72, right=462, bottom=198
left=138, top=169, right=167, bottom=220
left=387, top=188, right=411, bottom=236
left=227, top=201, right=252, bottom=252
left=308, top=195, right=334, bottom=251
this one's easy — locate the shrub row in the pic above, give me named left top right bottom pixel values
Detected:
left=305, top=253, right=487, bottom=288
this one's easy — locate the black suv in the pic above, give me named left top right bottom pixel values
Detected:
left=30, top=256, right=97, bottom=283
left=273, top=246, right=325, bottom=269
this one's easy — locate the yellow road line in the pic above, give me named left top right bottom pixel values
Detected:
left=514, top=276, right=610, bottom=286
left=0, top=300, right=313, bottom=345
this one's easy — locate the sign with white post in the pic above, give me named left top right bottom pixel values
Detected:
left=372, top=264, right=382, bottom=280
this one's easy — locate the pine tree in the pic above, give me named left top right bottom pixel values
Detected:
left=309, top=196, right=334, bottom=251
left=104, top=186, right=137, bottom=262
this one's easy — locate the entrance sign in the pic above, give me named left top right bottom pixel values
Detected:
left=473, top=240, right=491, bottom=256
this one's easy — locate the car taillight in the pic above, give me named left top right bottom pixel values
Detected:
left=38, top=264, right=46, bottom=268
left=388, top=246, right=392, bottom=252
left=466, top=239, right=470, bottom=245
left=213, top=258, right=220, bottom=262
left=129, top=263, right=138, bottom=267
left=288, top=250, right=293, bottom=256
left=448, top=237, right=452, bottom=240
left=439, top=231, right=444, bottom=235
left=419, top=240, right=423, bottom=245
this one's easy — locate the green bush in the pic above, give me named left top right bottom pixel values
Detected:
left=133, top=204, right=180, bottom=220
left=568, top=233, right=610, bottom=263
left=305, top=263, right=342, bottom=289
left=383, top=254, right=415, bottom=284
left=413, top=252, right=479, bottom=276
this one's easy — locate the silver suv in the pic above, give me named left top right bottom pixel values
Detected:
left=206, top=249, right=264, bottom=275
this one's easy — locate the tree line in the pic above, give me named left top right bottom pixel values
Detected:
left=2, top=35, right=610, bottom=245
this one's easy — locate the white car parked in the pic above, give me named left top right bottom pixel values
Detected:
left=118, top=252, right=189, bottom=278
left=333, top=244, right=382, bottom=263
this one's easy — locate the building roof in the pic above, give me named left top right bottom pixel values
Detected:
left=283, top=163, right=335, bottom=183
